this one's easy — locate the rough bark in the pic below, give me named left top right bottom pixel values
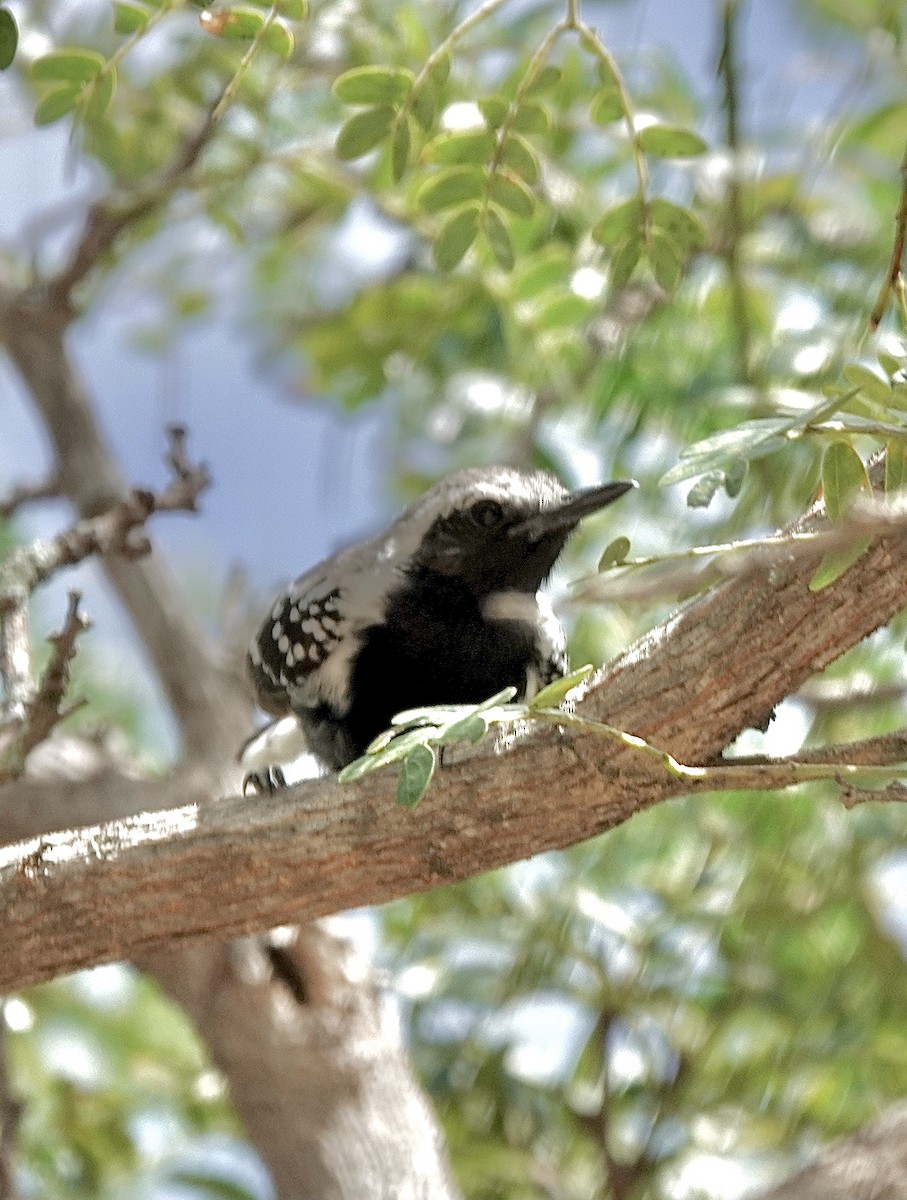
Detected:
left=3, top=504, right=907, bottom=991
left=757, top=1102, right=907, bottom=1200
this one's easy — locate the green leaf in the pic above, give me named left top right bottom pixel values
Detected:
left=649, top=198, right=707, bottom=249
left=879, top=352, right=905, bottom=380
left=416, top=166, right=484, bottom=213
left=434, top=205, right=480, bottom=270
left=842, top=363, right=892, bottom=407
left=218, top=8, right=266, bottom=38
left=31, top=48, right=105, bottom=83
left=484, top=207, right=515, bottom=270
left=277, top=0, right=307, bottom=16
left=411, top=87, right=436, bottom=131
left=0, top=7, right=16, bottom=70
left=510, top=251, right=570, bottom=299
left=397, top=743, right=436, bottom=807
left=525, top=64, right=560, bottom=95
left=590, top=87, right=623, bottom=124
left=424, top=130, right=495, bottom=165
left=687, top=471, right=724, bottom=508
left=511, top=100, right=550, bottom=134
left=530, top=664, right=595, bottom=710
left=335, top=105, right=395, bottom=159
left=500, top=133, right=539, bottom=184
left=34, top=83, right=82, bottom=126
left=592, top=199, right=642, bottom=246
left=609, top=235, right=642, bottom=289
left=333, top=65, right=413, bottom=105
left=479, top=96, right=509, bottom=128
left=391, top=115, right=411, bottom=181
left=425, top=52, right=451, bottom=88
left=84, top=67, right=115, bottom=122
left=263, top=20, right=295, bottom=58
left=437, top=713, right=489, bottom=744
left=598, top=536, right=631, bottom=569
left=535, top=293, right=592, bottom=330
left=810, top=443, right=871, bottom=589
left=809, top=539, right=871, bottom=592
left=885, top=441, right=907, bottom=494
left=487, top=170, right=535, bottom=217
left=113, top=2, right=149, bottom=34
left=639, top=123, right=707, bottom=157
left=821, top=441, right=869, bottom=522
left=660, top=418, right=796, bottom=486
left=476, top=686, right=518, bottom=710
left=648, top=229, right=682, bottom=291
left=724, top=457, right=748, bottom=498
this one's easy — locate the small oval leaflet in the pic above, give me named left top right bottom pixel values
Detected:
left=397, top=744, right=436, bottom=807
left=529, top=664, right=596, bottom=711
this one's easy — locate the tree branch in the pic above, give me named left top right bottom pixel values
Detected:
left=3, top=506, right=907, bottom=992
left=0, top=471, right=62, bottom=519
left=0, top=591, right=90, bottom=784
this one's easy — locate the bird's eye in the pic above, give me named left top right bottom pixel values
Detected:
left=469, top=499, right=505, bottom=528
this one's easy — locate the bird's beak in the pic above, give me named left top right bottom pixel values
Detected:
left=512, top=480, right=637, bottom=541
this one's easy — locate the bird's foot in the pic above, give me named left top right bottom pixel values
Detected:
left=242, top=765, right=287, bottom=795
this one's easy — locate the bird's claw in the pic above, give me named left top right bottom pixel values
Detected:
left=242, top=765, right=287, bottom=796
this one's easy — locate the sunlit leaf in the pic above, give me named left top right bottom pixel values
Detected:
left=821, top=441, right=869, bottom=522
left=639, top=123, right=707, bottom=157
left=598, top=536, right=631, bottom=569
left=590, top=86, right=623, bottom=124
left=31, top=48, right=104, bottom=83
left=113, top=2, right=149, bottom=35
left=511, top=100, right=549, bottom=134
left=333, top=65, right=413, bottom=105
left=487, top=170, right=535, bottom=217
left=530, top=664, right=595, bottom=710
left=424, top=130, right=495, bottom=165
left=417, top=166, right=485, bottom=213
left=500, top=133, right=540, bottom=184
left=335, top=105, right=395, bottom=159
left=34, top=83, right=82, bottom=125
left=434, top=205, right=480, bottom=270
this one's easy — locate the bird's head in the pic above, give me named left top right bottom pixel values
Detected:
left=390, top=466, right=636, bottom=595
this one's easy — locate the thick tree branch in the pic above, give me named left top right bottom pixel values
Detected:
left=756, top=1100, right=907, bottom=1199
left=3, top=513, right=907, bottom=992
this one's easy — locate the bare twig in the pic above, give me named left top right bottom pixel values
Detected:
left=47, top=90, right=228, bottom=310
left=0, top=592, right=90, bottom=785
left=0, top=472, right=62, bottom=520
left=716, top=0, right=757, bottom=386
left=0, top=426, right=209, bottom=603
left=869, top=138, right=907, bottom=333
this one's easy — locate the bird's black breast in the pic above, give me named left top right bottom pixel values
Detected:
left=334, top=571, right=542, bottom=764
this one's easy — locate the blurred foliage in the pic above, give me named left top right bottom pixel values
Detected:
left=3, top=0, right=907, bottom=1196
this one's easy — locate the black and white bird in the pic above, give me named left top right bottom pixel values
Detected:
left=242, top=466, right=635, bottom=787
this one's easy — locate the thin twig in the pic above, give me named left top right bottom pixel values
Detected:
left=0, top=472, right=62, bottom=519
left=717, top=0, right=756, bottom=385
left=0, top=426, right=209, bottom=605
left=0, top=592, right=91, bottom=784
left=869, top=138, right=907, bottom=333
